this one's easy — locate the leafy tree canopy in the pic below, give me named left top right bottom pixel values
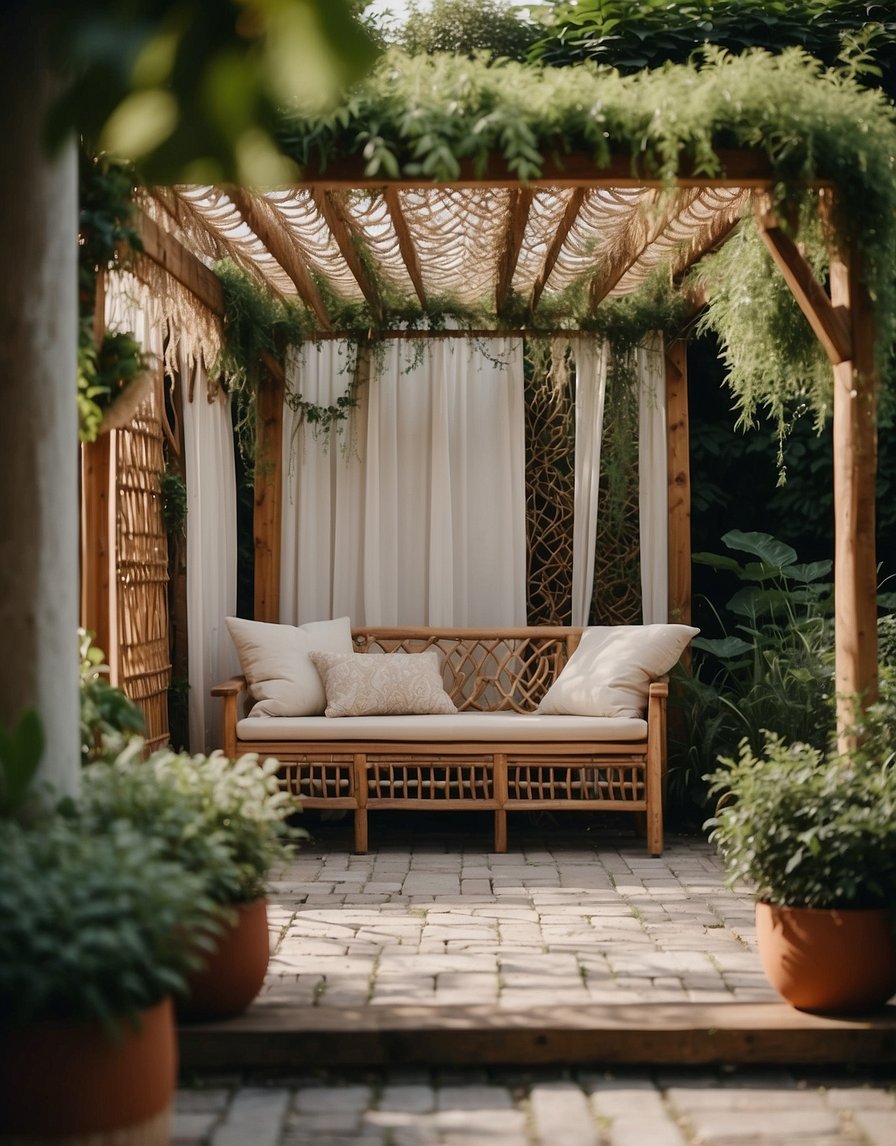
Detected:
left=399, top=0, right=541, bottom=61
left=530, top=0, right=896, bottom=95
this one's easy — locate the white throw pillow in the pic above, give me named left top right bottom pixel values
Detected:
left=538, top=624, right=699, bottom=718
left=225, top=616, right=353, bottom=717
left=309, top=649, right=458, bottom=717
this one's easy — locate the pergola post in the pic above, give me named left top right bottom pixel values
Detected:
left=830, top=244, right=879, bottom=750
left=665, top=338, right=692, bottom=628
left=254, top=361, right=284, bottom=622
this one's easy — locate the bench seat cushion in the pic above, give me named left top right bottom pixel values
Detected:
left=235, top=711, right=648, bottom=743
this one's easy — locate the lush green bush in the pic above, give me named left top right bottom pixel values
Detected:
left=0, top=815, right=218, bottom=1030
left=79, top=630, right=145, bottom=763
left=530, top=0, right=896, bottom=95
left=80, top=745, right=303, bottom=905
left=705, top=701, right=896, bottom=909
left=668, top=530, right=835, bottom=821
left=400, top=0, right=540, bottom=61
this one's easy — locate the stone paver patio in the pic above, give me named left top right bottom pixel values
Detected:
left=175, top=817, right=896, bottom=1145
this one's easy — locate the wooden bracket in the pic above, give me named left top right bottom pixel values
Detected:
left=754, top=198, right=852, bottom=365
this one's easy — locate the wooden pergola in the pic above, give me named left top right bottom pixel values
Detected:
left=82, top=148, right=879, bottom=750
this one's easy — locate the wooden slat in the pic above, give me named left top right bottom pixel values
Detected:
left=755, top=199, right=852, bottom=365
left=830, top=244, right=879, bottom=751
left=495, top=187, right=534, bottom=315
left=383, top=188, right=428, bottom=309
left=253, top=364, right=283, bottom=623
left=670, top=201, right=745, bottom=283
left=313, top=188, right=383, bottom=321
left=80, top=433, right=119, bottom=684
left=665, top=340, right=691, bottom=629
left=178, top=1001, right=896, bottom=1070
left=136, top=211, right=224, bottom=317
left=530, top=187, right=587, bottom=312
left=226, top=188, right=332, bottom=330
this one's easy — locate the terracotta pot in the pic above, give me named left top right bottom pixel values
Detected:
left=178, top=898, right=270, bottom=1021
left=756, top=900, right=896, bottom=1014
left=0, top=996, right=175, bottom=1142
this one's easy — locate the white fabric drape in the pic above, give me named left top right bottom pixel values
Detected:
left=637, top=331, right=668, bottom=624
left=280, top=337, right=527, bottom=628
left=181, top=351, right=239, bottom=751
left=571, top=339, right=609, bottom=627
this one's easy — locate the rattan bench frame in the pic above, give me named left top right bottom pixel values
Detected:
left=212, top=626, right=668, bottom=854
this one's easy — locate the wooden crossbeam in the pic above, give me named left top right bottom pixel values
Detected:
left=755, top=198, right=852, bottom=365
left=383, top=188, right=428, bottom=309
left=226, top=188, right=332, bottom=330
left=530, top=188, right=587, bottom=313
left=137, top=211, right=224, bottom=317
left=495, top=187, right=534, bottom=317
left=313, top=189, right=383, bottom=321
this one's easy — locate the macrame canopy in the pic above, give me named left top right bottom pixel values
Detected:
left=133, top=152, right=877, bottom=753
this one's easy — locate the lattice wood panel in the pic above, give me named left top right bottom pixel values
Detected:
left=525, top=352, right=575, bottom=626
left=115, top=383, right=171, bottom=749
left=524, top=349, right=643, bottom=627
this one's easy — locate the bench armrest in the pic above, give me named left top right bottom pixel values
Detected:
left=211, top=676, right=248, bottom=758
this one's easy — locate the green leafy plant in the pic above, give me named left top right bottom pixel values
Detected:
left=401, top=0, right=540, bottom=62
left=80, top=744, right=303, bottom=905
left=0, top=710, right=43, bottom=821
left=0, top=814, right=219, bottom=1031
left=79, top=630, right=145, bottom=763
left=667, top=530, right=835, bottom=819
left=705, top=693, right=896, bottom=910
left=160, top=466, right=188, bottom=536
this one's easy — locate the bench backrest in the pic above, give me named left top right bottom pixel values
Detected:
left=351, top=627, right=584, bottom=713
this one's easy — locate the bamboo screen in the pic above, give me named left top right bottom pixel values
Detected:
left=114, top=382, right=171, bottom=749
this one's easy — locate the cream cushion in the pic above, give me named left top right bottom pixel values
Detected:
left=538, top=624, right=699, bottom=718
left=309, top=649, right=458, bottom=717
left=225, top=616, right=352, bottom=717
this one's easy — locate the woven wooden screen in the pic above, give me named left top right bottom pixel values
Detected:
left=524, top=349, right=642, bottom=627
left=115, top=381, right=171, bottom=749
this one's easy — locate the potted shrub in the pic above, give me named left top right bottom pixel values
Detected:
left=0, top=814, right=219, bottom=1142
left=706, top=700, right=896, bottom=1014
left=80, top=743, right=303, bottom=1020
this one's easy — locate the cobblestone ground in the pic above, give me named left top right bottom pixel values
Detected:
left=175, top=820, right=896, bottom=1145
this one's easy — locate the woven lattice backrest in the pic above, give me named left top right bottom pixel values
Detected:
left=352, top=627, right=583, bottom=713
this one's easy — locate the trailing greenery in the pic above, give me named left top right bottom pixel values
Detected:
left=668, top=530, right=836, bottom=821
left=160, top=466, right=188, bottom=536
left=529, top=0, right=896, bottom=96
left=705, top=685, right=896, bottom=910
left=282, top=48, right=896, bottom=415
left=0, top=814, right=218, bottom=1030
left=691, top=214, right=834, bottom=446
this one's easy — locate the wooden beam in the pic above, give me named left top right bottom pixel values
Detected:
left=136, top=211, right=224, bottom=317
left=530, top=188, right=587, bottom=312
left=383, top=188, right=428, bottom=309
left=830, top=245, right=879, bottom=751
left=253, top=363, right=284, bottom=623
left=226, top=188, right=332, bottom=331
left=755, top=201, right=852, bottom=365
left=665, top=339, right=692, bottom=630
left=292, top=148, right=792, bottom=190
left=80, top=433, right=119, bottom=684
left=313, top=189, right=383, bottom=321
left=495, top=187, right=534, bottom=316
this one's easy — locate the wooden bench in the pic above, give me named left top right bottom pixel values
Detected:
left=213, top=626, right=669, bottom=855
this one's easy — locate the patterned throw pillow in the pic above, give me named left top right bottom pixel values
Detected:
left=309, top=649, right=458, bottom=717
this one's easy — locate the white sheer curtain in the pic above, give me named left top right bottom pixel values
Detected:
left=636, top=332, right=668, bottom=624
left=571, top=339, right=609, bottom=627
left=570, top=333, right=668, bottom=626
left=180, top=350, right=239, bottom=751
left=280, top=336, right=527, bottom=627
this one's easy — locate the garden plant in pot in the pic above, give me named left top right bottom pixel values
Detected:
left=0, top=808, right=220, bottom=1143
left=706, top=695, right=896, bottom=1014
left=81, top=742, right=303, bottom=1021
